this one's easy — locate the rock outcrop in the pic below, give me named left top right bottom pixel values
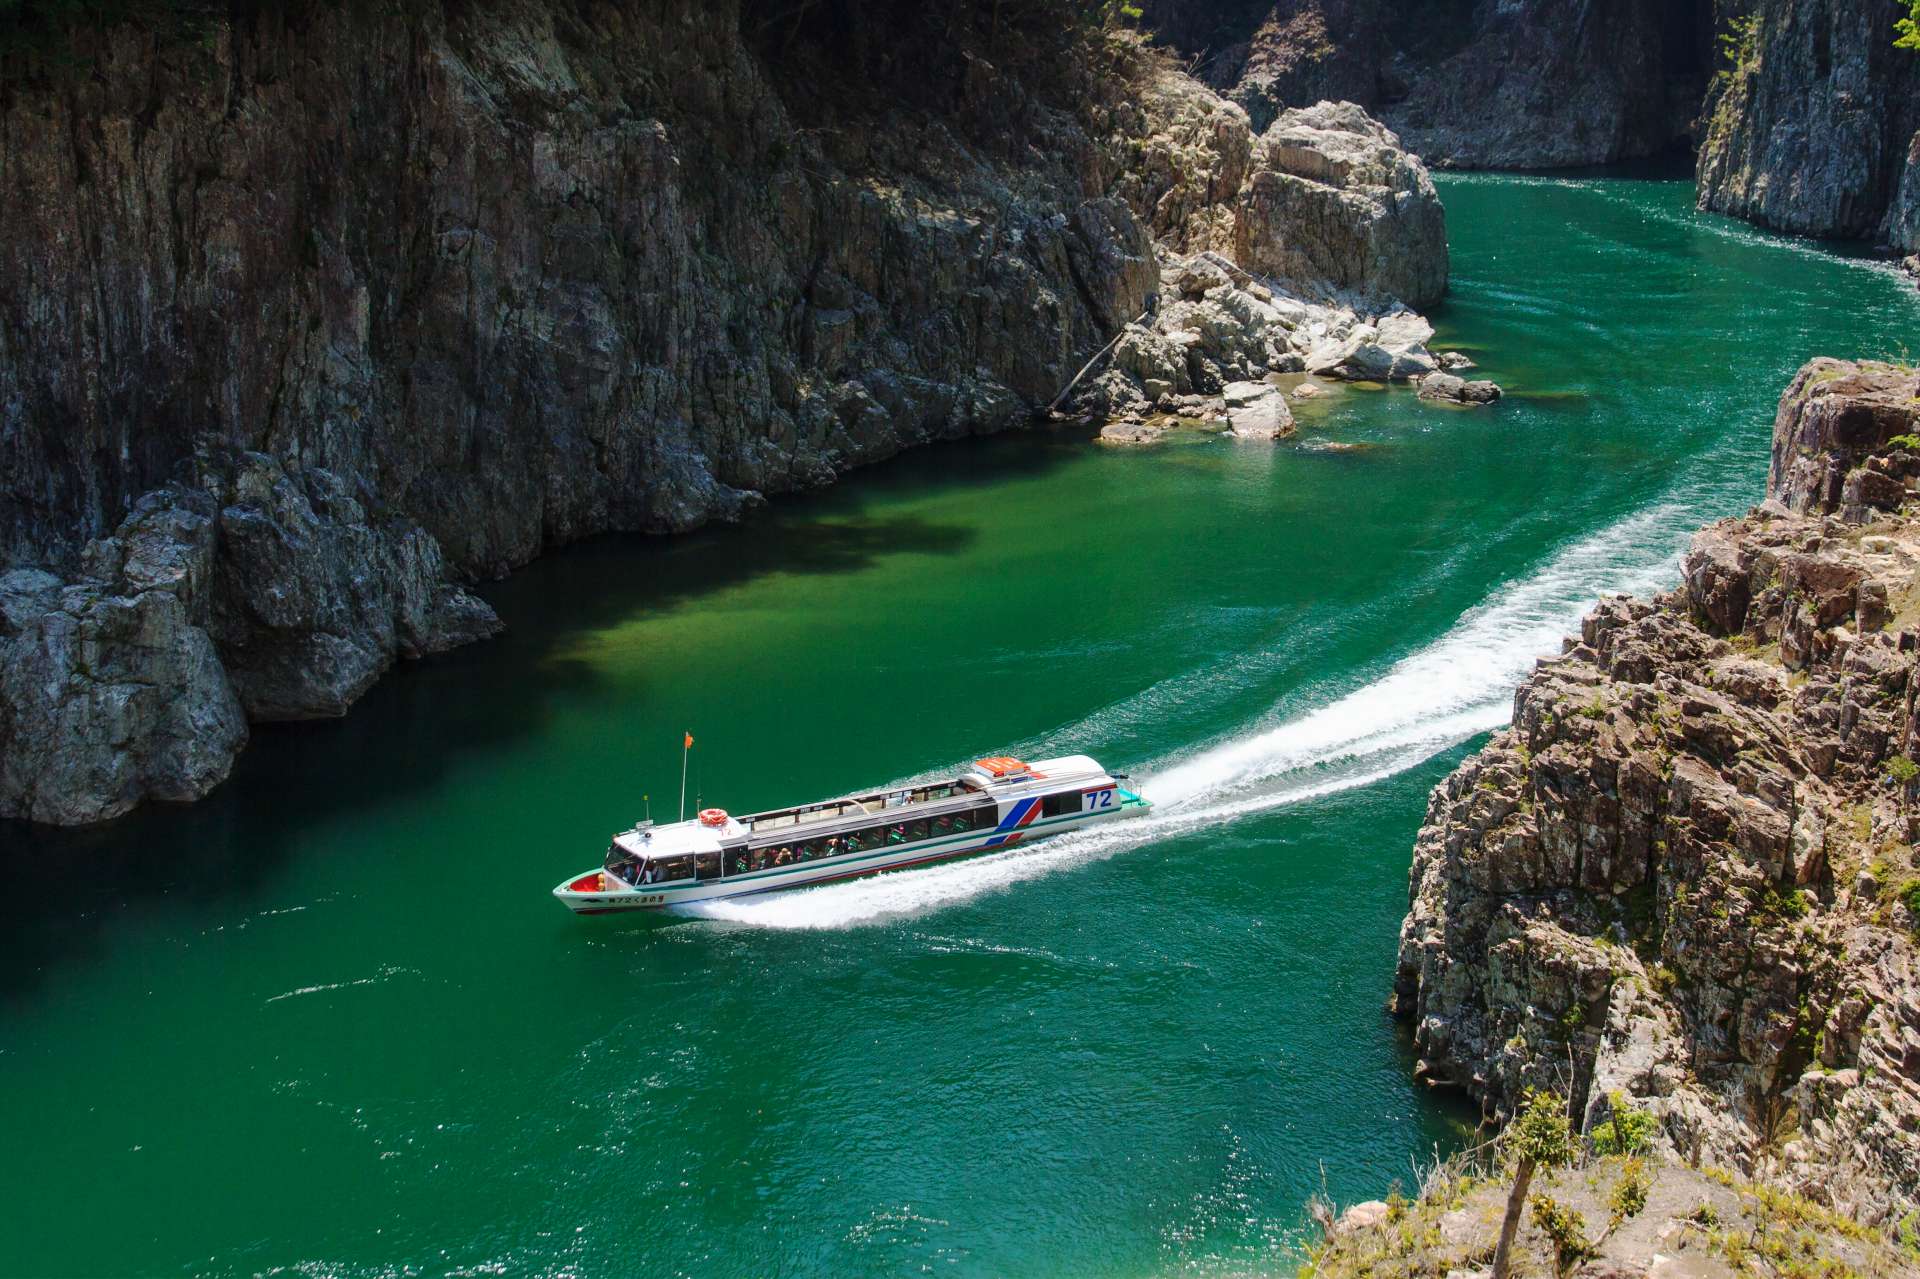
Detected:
left=1236, top=101, right=1447, bottom=307
left=1697, top=0, right=1920, bottom=250
left=0, top=4, right=1448, bottom=823
left=1393, top=359, right=1920, bottom=1227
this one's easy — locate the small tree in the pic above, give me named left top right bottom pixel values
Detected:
left=1492, top=1089, right=1577, bottom=1279
left=1901, top=1, right=1920, bottom=49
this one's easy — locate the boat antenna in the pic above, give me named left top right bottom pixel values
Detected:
left=643, top=793, right=651, bottom=825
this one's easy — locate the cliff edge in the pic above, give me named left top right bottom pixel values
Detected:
left=1392, top=359, right=1920, bottom=1227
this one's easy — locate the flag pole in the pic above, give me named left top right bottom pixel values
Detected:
left=679, top=732, right=692, bottom=822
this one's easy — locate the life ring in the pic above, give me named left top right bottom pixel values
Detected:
left=699, top=807, right=729, bottom=827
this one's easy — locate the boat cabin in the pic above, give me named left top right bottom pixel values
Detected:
left=600, top=754, right=1116, bottom=888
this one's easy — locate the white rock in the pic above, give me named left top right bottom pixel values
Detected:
left=1222, top=381, right=1296, bottom=439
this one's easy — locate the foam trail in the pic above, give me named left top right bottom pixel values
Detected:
left=683, top=494, right=1709, bottom=931
left=1145, top=497, right=1688, bottom=812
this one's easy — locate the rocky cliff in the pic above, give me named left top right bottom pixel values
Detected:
left=1142, top=0, right=1716, bottom=168
left=1150, top=0, right=1920, bottom=253
left=1392, top=359, right=1920, bottom=1226
left=1697, top=0, right=1920, bottom=251
left=0, top=3, right=1448, bottom=824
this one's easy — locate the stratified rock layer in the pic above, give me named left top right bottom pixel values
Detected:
left=1393, top=359, right=1920, bottom=1226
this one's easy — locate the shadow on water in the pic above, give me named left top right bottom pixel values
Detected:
left=0, top=428, right=1089, bottom=998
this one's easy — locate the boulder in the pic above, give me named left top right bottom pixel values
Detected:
left=1308, top=311, right=1437, bottom=381
left=1416, top=372, right=1502, bottom=405
left=1222, top=381, right=1296, bottom=439
left=1768, top=359, right=1920, bottom=516
left=1232, top=101, right=1449, bottom=309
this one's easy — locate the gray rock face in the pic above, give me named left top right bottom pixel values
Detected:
left=1236, top=102, right=1448, bottom=308
left=1109, top=71, right=1448, bottom=309
left=0, top=498, right=246, bottom=825
left=0, top=8, right=1446, bottom=824
left=1304, top=309, right=1438, bottom=380
left=1697, top=0, right=1920, bottom=248
left=1144, top=0, right=1716, bottom=169
left=0, top=461, right=502, bottom=822
left=1391, top=360, right=1920, bottom=1226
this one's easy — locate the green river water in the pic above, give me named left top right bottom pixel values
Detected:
left=4, top=173, right=1919, bottom=1278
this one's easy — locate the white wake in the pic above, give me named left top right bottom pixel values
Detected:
left=680, top=494, right=1711, bottom=931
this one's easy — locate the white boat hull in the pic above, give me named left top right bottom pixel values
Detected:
left=553, top=792, right=1148, bottom=914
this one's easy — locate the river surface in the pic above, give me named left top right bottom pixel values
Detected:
left=4, top=174, right=1919, bottom=1278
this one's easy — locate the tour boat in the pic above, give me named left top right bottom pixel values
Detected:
left=552, top=755, right=1150, bottom=913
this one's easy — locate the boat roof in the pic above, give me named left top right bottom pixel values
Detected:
left=607, top=754, right=1113, bottom=858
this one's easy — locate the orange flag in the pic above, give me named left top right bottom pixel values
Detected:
left=684, top=731, right=694, bottom=749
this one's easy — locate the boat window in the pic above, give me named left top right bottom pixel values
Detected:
left=785, top=841, right=810, bottom=863
left=852, top=827, right=887, bottom=852
left=695, top=851, right=722, bottom=882
left=1042, top=791, right=1081, bottom=818
left=888, top=819, right=928, bottom=845
left=727, top=849, right=752, bottom=876
left=916, top=784, right=954, bottom=802
left=642, top=855, right=693, bottom=883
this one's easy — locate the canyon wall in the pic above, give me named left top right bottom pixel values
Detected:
left=1141, top=0, right=1716, bottom=167
left=1697, top=0, right=1920, bottom=250
left=0, top=2, right=1445, bottom=824
left=1392, top=360, right=1920, bottom=1225
left=1150, top=0, right=1920, bottom=252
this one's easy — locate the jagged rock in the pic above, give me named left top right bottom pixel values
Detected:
left=1393, top=360, right=1920, bottom=1227
left=1416, top=372, right=1502, bottom=405
left=0, top=492, right=247, bottom=824
left=1233, top=101, right=1448, bottom=309
left=1768, top=359, right=1920, bottom=517
left=0, top=453, right=504, bottom=820
left=203, top=455, right=502, bottom=720
left=1307, top=310, right=1437, bottom=381
left=1222, top=381, right=1296, bottom=439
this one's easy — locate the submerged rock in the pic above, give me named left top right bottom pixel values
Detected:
left=1415, top=372, right=1502, bottom=405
